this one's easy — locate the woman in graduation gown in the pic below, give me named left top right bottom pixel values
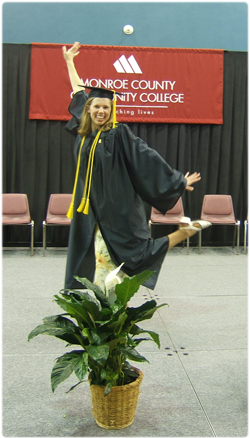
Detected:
left=63, top=42, right=210, bottom=290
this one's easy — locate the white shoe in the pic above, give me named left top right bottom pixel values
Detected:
left=179, top=217, right=212, bottom=230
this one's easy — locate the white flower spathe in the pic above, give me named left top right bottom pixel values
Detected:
left=104, top=262, right=125, bottom=291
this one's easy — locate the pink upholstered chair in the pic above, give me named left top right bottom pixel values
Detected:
left=199, top=194, right=240, bottom=254
left=2, top=193, right=34, bottom=255
left=43, top=194, right=72, bottom=256
left=149, top=198, right=190, bottom=254
left=244, top=202, right=250, bottom=254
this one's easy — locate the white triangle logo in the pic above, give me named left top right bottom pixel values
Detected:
left=113, top=55, right=143, bottom=74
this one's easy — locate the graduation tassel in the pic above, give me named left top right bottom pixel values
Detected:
left=83, top=199, right=89, bottom=215
left=66, top=202, right=74, bottom=220
left=77, top=129, right=103, bottom=215
left=67, top=136, right=86, bottom=219
left=76, top=197, right=87, bottom=212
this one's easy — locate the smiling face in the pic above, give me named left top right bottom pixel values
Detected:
left=87, top=98, right=112, bottom=131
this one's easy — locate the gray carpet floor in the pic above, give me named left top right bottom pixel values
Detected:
left=2, top=246, right=248, bottom=437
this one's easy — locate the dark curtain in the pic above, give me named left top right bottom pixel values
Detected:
left=2, top=44, right=248, bottom=247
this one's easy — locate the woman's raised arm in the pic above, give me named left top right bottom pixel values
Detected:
left=62, top=42, right=84, bottom=95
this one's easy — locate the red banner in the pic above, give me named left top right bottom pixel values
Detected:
left=29, top=43, right=224, bottom=124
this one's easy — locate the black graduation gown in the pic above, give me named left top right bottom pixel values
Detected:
left=65, top=91, right=187, bottom=290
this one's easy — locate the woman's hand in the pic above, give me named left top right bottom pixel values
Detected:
left=62, top=42, right=83, bottom=94
left=62, top=42, right=80, bottom=63
left=185, top=172, right=201, bottom=191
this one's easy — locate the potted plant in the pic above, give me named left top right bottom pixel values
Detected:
left=28, top=266, right=167, bottom=429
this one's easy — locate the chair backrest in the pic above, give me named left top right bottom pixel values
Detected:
left=200, top=195, right=236, bottom=224
left=2, top=193, right=31, bottom=224
left=46, top=194, right=72, bottom=224
left=151, top=198, right=184, bottom=224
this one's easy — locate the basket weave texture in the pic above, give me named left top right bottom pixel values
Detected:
left=90, top=369, right=144, bottom=429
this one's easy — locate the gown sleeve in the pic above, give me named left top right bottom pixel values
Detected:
left=64, top=90, right=89, bottom=135
left=117, top=124, right=187, bottom=215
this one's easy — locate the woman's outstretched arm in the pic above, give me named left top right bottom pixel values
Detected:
left=62, top=42, right=84, bottom=95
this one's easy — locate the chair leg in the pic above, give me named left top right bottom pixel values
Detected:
left=198, top=230, right=202, bottom=254
left=232, top=225, right=236, bottom=249
left=186, top=237, right=189, bottom=255
left=43, top=221, right=46, bottom=257
left=236, top=222, right=240, bottom=255
left=30, top=221, right=34, bottom=256
left=244, top=221, right=247, bottom=254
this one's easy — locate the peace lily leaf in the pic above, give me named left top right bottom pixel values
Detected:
left=82, top=328, right=91, bottom=342
left=74, top=352, right=88, bottom=380
left=61, top=289, right=101, bottom=310
left=126, top=300, right=167, bottom=325
left=28, top=315, right=82, bottom=345
left=109, top=337, right=126, bottom=351
left=120, top=347, right=149, bottom=363
left=54, top=296, right=94, bottom=328
left=77, top=300, right=101, bottom=321
left=127, top=336, right=137, bottom=347
left=66, top=380, right=85, bottom=393
left=114, top=312, right=128, bottom=334
left=133, top=270, right=155, bottom=286
left=111, top=303, right=126, bottom=315
left=90, top=329, right=110, bottom=345
left=134, top=303, right=167, bottom=324
left=114, top=276, right=140, bottom=306
left=129, top=325, right=161, bottom=348
left=86, top=344, right=109, bottom=365
left=101, top=369, right=119, bottom=383
left=133, top=338, right=152, bottom=347
left=102, top=312, right=127, bottom=333
left=104, top=382, right=112, bottom=396
left=51, top=351, right=87, bottom=393
left=144, top=330, right=160, bottom=348
left=115, top=271, right=154, bottom=305
left=74, top=276, right=111, bottom=308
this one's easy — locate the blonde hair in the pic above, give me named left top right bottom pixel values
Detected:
left=78, top=97, right=114, bottom=137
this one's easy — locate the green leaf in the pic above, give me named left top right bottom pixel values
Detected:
left=54, top=296, right=94, bottom=328
left=130, top=326, right=161, bottom=348
left=28, top=315, right=82, bottom=345
left=101, top=369, right=119, bottom=383
left=120, top=347, right=148, bottom=363
left=134, top=270, right=155, bottom=286
left=73, top=276, right=111, bottom=308
left=66, top=380, right=85, bottom=393
left=78, top=300, right=101, bottom=321
left=141, top=330, right=160, bottom=348
left=115, top=271, right=154, bottom=305
left=74, top=352, right=88, bottom=380
left=104, top=382, right=112, bottom=396
left=63, top=292, right=102, bottom=318
left=114, top=312, right=128, bottom=334
left=51, top=351, right=87, bottom=392
left=90, top=329, right=110, bottom=345
left=101, top=312, right=127, bottom=335
left=86, top=344, right=109, bottom=365
left=114, top=276, right=140, bottom=305
left=62, top=290, right=101, bottom=310
left=126, top=300, right=167, bottom=326
left=108, top=337, right=126, bottom=351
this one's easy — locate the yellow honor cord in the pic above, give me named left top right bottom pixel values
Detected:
left=66, top=136, right=86, bottom=219
left=77, top=129, right=103, bottom=215
left=112, top=90, right=116, bottom=129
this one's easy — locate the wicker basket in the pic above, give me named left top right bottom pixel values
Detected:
left=89, top=369, right=143, bottom=429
